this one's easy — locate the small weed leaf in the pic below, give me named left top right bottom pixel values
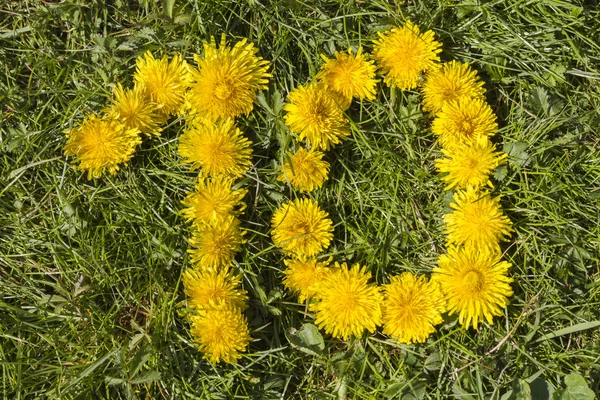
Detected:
left=504, top=141, right=531, bottom=168
left=501, top=379, right=531, bottom=400
left=553, top=374, right=595, bottom=400
left=385, top=378, right=427, bottom=400
left=530, top=375, right=555, bottom=400
left=423, top=351, right=441, bottom=372
left=130, top=370, right=161, bottom=385
left=530, top=87, right=550, bottom=115
left=286, top=323, right=325, bottom=357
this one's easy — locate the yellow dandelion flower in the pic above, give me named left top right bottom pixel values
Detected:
left=316, top=47, right=378, bottom=101
left=326, top=87, right=353, bottom=111
left=435, top=136, right=508, bottom=190
left=182, top=176, right=247, bottom=228
left=382, top=272, right=446, bottom=344
left=188, top=215, right=245, bottom=270
left=283, top=82, right=350, bottom=151
left=271, top=198, right=334, bottom=257
left=283, top=257, right=331, bottom=302
left=107, top=84, right=164, bottom=136
left=178, top=118, right=252, bottom=178
left=310, top=262, right=383, bottom=340
left=64, top=114, right=141, bottom=180
left=421, top=60, right=486, bottom=114
left=432, top=246, right=513, bottom=329
left=133, top=51, right=189, bottom=116
left=444, top=187, right=512, bottom=249
left=190, top=306, right=252, bottom=364
left=372, top=21, right=442, bottom=90
left=277, top=147, right=330, bottom=193
left=432, top=98, right=498, bottom=148
left=186, top=34, right=271, bottom=121
left=183, top=268, right=248, bottom=311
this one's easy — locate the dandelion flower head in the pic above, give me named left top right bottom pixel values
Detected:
left=187, top=34, right=271, bottom=121
left=184, top=268, right=248, bottom=311
left=277, top=147, right=330, bottom=193
left=433, top=246, right=513, bottom=329
left=421, top=60, right=485, bottom=114
left=188, top=215, right=245, bottom=271
left=283, top=82, right=350, bottom=151
left=372, top=21, right=442, bottom=90
left=64, top=114, right=141, bottom=180
left=444, top=186, right=512, bottom=249
left=178, top=118, right=252, bottom=178
left=325, top=87, right=353, bottom=111
left=310, top=262, right=383, bottom=340
left=283, top=257, right=331, bottom=302
left=316, top=47, right=378, bottom=101
left=382, top=272, right=446, bottom=344
left=190, top=306, right=252, bottom=364
left=107, top=84, right=165, bottom=136
left=133, top=51, right=189, bottom=116
left=271, top=198, right=334, bottom=257
left=182, top=176, right=247, bottom=228
left=432, top=98, right=498, bottom=148
left=435, top=136, right=508, bottom=190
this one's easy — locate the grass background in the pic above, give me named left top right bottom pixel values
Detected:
left=1, top=0, right=600, bottom=398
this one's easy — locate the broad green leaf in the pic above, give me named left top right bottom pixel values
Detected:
left=130, top=344, right=152, bottom=377
left=286, top=323, right=325, bottom=357
left=553, top=374, right=595, bottom=400
left=164, top=0, right=176, bottom=18
left=493, top=164, right=508, bottom=181
left=504, top=141, right=531, bottom=168
left=131, top=370, right=161, bottom=385
left=105, top=376, right=125, bottom=386
left=530, top=375, right=554, bottom=400
left=174, top=13, right=191, bottom=24
left=424, top=351, right=441, bottom=372
left=531, top=87, right=549, bottom=114
left=385, top=378, right=426, bottom=400
left=501, top=379, right=532, bottom=400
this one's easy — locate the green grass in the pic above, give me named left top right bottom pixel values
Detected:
left=1, top=0, right=600, bottom=398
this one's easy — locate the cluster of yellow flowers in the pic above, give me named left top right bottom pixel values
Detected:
left=177, top=35, right=271, bottom=364
left=64, top=35, right=271, bottom=363
left=272, top=21, right=514, bottom=345
left=272, top=44, right=384, bottom=341
left=63, top=22, right=515, bottom=362
left=421, top=45, right=514, bottom=331
left=63, top=51, right=190, bottom=179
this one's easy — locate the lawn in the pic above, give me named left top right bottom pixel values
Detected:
left=1, top=0, right=599, bottom=398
